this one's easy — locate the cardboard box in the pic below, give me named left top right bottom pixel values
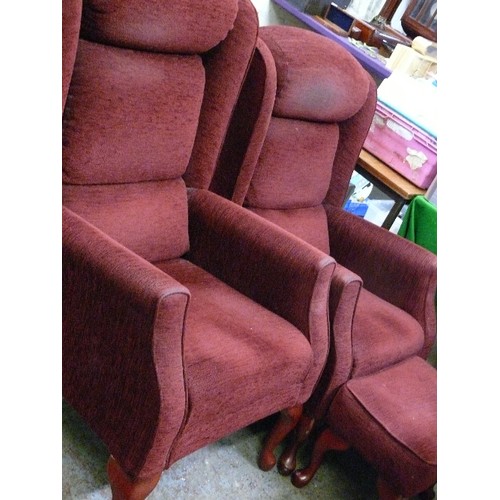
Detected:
left=363, top=101, right=437, bottom=189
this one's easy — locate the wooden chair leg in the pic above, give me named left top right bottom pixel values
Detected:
left=258, top=404, right=303, bottom=471
left=291, top=426, right=349, bottom=488
left=107, top=456, right=162, bottom=500
left=277, top=413, right=315, bottom=476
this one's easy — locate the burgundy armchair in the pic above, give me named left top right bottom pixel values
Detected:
left=210, top=25, right=437, bottom=498
left=62, top=2, right=336, bottom=498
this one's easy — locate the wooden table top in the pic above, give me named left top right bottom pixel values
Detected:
left=357, top=149, right=427, bottom=200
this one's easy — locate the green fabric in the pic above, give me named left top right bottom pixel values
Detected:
left=398, top=195, right=437, bottom=255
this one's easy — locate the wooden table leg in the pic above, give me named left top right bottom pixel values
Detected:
left=381, top=198, right=405, bottom=229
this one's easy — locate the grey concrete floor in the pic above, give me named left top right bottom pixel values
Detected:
left=63, top=400, right=382, bottom=499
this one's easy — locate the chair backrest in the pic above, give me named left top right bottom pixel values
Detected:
left=218, top=25, right=377, bottom=254
left=62, top=0, right=258, bottom=263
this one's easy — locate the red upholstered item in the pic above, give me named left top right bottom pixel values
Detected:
left=351, top=288, right=425, bottom=377
left=62, top=0, right=82, bottom=111
left=329, top=357, right=437, bottom=497
left=156, top=257, right=313, bottom=462
left=63, top=41, right=206, bottom=185
left=325, top=204, right=437, bottom=359
left=260, top=27, right=370, bottom=122
left=63, top=207, right=190, bottom=480
left=212, top=22, right=436, bottom=402
left=245, top=118, right=338, bottom=210
left=185, top=0, right=259, bottom=190
left=219, top=21, right=437, bottom=403
left=63, top=1, right=337, bottom=497
left=80, top=0, right=239, bottom=53
left=63, top=180, right=190, bottom=262
left=209, top=36, right=278, bottom=203
left=206, top=23, right=437, bottom=497
left=250, top=206, right=331, bottom=255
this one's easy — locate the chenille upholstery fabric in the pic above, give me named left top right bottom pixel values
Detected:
left=184, top=0, right=259, bottom=189
left=325, top=204, right=437, bottom=363
left=62, top=0, right=336, bottom=487
left=245, top=118, right=338, bottom=212
left=80, top=0, right=239, bottom=53
left=63, top=37, right=202, bottom=261
left=209, top=37, right=277, bottom=202
left=260, top=27, right=370, bottom=123
left=153, top=189, right=336, bottom=466
left=157, top=257, right=313, bottom=462
left=329, top=356, right=437, bottom=497
left=216, top=24, right=437, bottom=407
left=239, top=27, right=373, bottom=256
left=62, top=0, right=82, bottom=111
left=184, top=189, right=335, bottom=406
left=207, top=25, right=437, bottom=495
left=63, top=180, right=190, bottom=262
left=63, top=206, right=190, bottom=479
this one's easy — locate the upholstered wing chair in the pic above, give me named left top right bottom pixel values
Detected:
left=62, top=2, right=336, bottom=498
left=206, top=24, right=437, bottom=495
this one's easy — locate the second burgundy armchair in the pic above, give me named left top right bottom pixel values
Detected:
left=208, top=24, right=438, bottom=498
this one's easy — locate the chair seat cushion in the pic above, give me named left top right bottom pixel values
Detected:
left=329, top=356, right=437, bottom=497
left=156, top=258, right=314, bottom=462
left=351, top=288, right=425, bottom=377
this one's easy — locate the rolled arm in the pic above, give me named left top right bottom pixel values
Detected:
left=186, top=188, right=336, bottom=399
left=306, top=264, right=362, bottom=421
left=63, top=206, right=190, bottom=480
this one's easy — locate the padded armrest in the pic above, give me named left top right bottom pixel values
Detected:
left=306, top=264, right=362, bottom=421
left=187, top=188, right=336, bottom=400
left=62, top=206, right=189, bottom=480
left=326, top=205, right=437, bottom=356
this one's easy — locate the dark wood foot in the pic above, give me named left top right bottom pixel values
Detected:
left=107, top=456, right=162, bottom=500
left=291, top=427, right=349, bottom=488
left=277, top=413, right=315, bottom=476
left=258, top=404, right=303, bottom=471
left=376, top=476, right=403, bottom=500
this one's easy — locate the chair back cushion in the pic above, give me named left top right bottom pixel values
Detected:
left=263, top=26, right=370, bottom=123
left=62, top=0, right=242, bottom=262
left=241, top=26, right=374, bottom=254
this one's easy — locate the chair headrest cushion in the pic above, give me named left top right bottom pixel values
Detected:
left=260, top=26, right=372, bottom=122
left=81, top=0, right=239, bottom=53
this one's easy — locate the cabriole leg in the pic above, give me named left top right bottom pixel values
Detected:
left=278, top=413, right=315, bottom=476
left=258, top=404, right=303, bottom=471
left=107, top=456, right=162, bottom=500
left=291, top=426, right=349, bottom=488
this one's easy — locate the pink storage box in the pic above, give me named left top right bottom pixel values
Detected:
left=363, top=101, right=437, bottom=189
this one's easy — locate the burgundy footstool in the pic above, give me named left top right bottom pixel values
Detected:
left=293, top=356, right=437, bottom=499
